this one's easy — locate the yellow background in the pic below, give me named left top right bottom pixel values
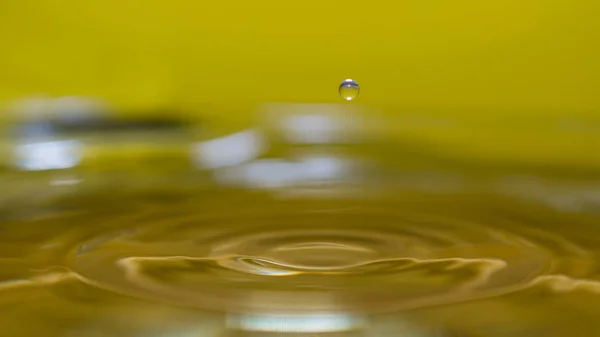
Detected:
left=0, top=0, right=598, bottom=168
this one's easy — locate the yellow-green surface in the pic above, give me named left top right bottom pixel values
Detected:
left=0, top=0, right=598, bottom=110
left=0, top=0, right=599, bottom=169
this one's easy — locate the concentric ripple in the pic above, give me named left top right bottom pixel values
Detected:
left=61, top=195, right=585, bottom=314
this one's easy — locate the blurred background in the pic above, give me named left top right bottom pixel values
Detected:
left=0, top=0, right=598, bottom=170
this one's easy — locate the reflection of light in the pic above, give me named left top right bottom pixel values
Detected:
left=191, top=129, right=265, bottom=169
left=261, top=103, right=363, bottom=144
left=301, top=155, right=346, bottom=180
left=235, top=159, right=299, bottom=188
left=284, top=113, right=340, bottom=144
left=214, top=155, right=351, bottom=189
left=14, top=140, right=82, bottom=171
left=226, top=313, right=367, bottom=333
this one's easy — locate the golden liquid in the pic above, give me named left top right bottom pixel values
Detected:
left=0, top=0, right=599, bottom=333
left=1, top=141, right=599, bottom=337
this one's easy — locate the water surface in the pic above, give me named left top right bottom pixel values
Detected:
left=1, top=141, right=600, bottom=337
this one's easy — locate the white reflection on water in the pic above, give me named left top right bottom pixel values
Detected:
left=191, top=129, right=266, bottom=169
left=226, top=313, right=367, bottom=333
left=14, top=140, right=82, bottom=171
left=213, top=155, right=353, bottom=189
left=283, top=113, right=342, bottom=144
left=261, top=102, right=366, bottom=144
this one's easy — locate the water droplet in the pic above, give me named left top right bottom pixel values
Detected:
left=339, top=79, right=360, bottom=101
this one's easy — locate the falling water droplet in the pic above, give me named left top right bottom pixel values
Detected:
left=339, top=79, right=360, bottom=101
